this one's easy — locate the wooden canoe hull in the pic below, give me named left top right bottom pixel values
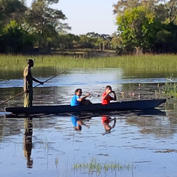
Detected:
left=5, top=99, right=166, bottom=115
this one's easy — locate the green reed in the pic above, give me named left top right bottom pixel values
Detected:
left=164, top=81, right=177, bottom=97
left=73, top=158, right=134, bottom=174
left=154, top=74, right=177, bottom=97
left=0, top=54, right=177, bottom=72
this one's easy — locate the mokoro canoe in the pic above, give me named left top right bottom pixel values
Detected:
left=5, top=99, right=166, bottom=115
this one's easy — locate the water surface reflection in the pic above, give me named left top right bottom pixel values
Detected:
left=23, top=118, right=33, bottom=168
left=1, top=108, right=177, bottom=177
left=1, top=68, right=177, bottom=177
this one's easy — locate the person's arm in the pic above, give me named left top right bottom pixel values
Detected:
left=32, top=77, right=44, bottom=85
left=77, top=93, right=90, bottom=102
left=80, top=121, right=90, bottom=128
left=111, top=118, right=116, bottom=129
left=24, top=78, right=28, bottom=92
left=23, top=67, right=29, bottom=92
left=102, top=90, right=112, bottom=100
left=111, top=91, right=117, bottom=101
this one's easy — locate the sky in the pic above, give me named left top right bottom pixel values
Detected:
left=26, top=0, right=118, bottom=35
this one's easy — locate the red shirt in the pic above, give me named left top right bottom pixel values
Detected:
left=102, top=92, right=112, bottom=105
left=102, top=116, right=110, bottom=124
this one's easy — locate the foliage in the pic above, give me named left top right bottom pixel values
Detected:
left=0, top=0, right=69, bottom=53
left=0, top=0, right=176, bottom=54
left=26, top=0, right=69, bottom=49
left=163, top=81, right=177, bottom=97
left=0, top=20, right=34, bottom=53
left=113, top=0, right=164, bottom=15
left=115, top=0, right=177, bottom=54
left=0, top=0, right=26, bottom=33
left=116, top=6, right=162, bottom=53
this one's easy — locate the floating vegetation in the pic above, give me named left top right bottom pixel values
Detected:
left=155, top=149, right=177, bottom=153
left=73, top=158, right=134, bottom=174
left=164, top=83, right=177, bottom=97
left=159, top=76, right=177, bottom=97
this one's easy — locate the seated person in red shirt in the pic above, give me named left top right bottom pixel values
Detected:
left=102, top=115, right=116, bottom=134
left=102, top=85, right=117, bottom=105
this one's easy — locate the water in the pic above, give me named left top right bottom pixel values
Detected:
left=0, top=68, right=177, bottom=177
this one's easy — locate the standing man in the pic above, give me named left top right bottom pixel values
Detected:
left=24, top=59, right=44, bottom=107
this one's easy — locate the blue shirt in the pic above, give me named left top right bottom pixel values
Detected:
left=71, top=116, right=78, bottom=127
left=71, top=95, right=80, bottom=106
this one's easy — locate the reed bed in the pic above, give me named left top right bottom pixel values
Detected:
left=0, top=54, right=177, bottom=73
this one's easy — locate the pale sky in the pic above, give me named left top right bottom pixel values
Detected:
left=26, top=0, right=118, bottom=35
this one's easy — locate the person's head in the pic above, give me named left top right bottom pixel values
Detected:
left=75, top=88, right=82, bottom=96
left=27, top=59, right=34, bottom=67
left=104, top=124, right=111, bottom=131
left=105, top=85, right=112, bottom=93
left=75, top=125, right=82, bottom=131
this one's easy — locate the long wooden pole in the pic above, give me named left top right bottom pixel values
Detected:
left=0, top=71, right=66, bottom=106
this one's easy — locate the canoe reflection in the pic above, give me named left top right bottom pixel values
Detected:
left=71, top=115, right=90, bottom=131
left=102, top=115, right=116, bottom=135
left=23, top=118, right=33, bottom=168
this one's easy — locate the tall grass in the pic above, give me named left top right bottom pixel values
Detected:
left=0, top=54, right=177, bottom=72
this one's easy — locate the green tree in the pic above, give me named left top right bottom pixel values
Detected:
left=0, top=0, right=26, bottom=33
left=165, top=0, right=177, bottom=23
left=116, top=6, right=162, bottom=53
left=113, top=0, right=163, bottom=15
left=0, top=0, right=26, bottom=25
left=78, top=32, right=112, bottom=50
left=0, top=20, right=34, bottom=53
left=110, top=33, right=122, bottom=50
left=153, top=23, right=177, bottom=53
left=57, top=33, right=80, bottom=49
left=0, top=0, right=34, bottom=53
left=26, top=0, right=69, bottom=49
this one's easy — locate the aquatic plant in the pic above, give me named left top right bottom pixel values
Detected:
left=55, top=157, right=59, bottom=168
left=154, top=75, right=177, bottom=97
left=73, top=158, right=134, bottom=174
left=164, top=82, right=177, bottom=97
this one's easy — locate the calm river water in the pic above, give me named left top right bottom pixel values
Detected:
left=0, top=68, right=177, bottom=177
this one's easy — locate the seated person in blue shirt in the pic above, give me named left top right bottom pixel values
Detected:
left=71, top=88, right=92, bottom=106
left=71, top=115, right=90, bottom=131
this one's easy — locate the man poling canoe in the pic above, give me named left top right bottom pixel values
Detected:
left=0, top=64, right=66, bottom=106
left=23, top=59, right=44, bottom=107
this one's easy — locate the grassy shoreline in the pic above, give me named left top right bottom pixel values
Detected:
left=0, top=54, right=177, bottom=72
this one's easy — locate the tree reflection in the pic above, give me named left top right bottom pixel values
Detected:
left=23, top=118, right=33, bottom=168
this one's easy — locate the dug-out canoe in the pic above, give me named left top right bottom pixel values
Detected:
left=5, top=99, right=166, bottom=115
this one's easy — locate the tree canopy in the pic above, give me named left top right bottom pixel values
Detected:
left=0, top=0, right=176, bottom=54
left=114, top=0, right=177, bottom=54
left=0, top=0, right=70, bottom=53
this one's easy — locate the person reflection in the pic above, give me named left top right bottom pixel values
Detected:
left=23, top=118, right=33, bottom=168
left=71, top=115, right=90, bottom=131
left=102, top=115, right=116, bottom=134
